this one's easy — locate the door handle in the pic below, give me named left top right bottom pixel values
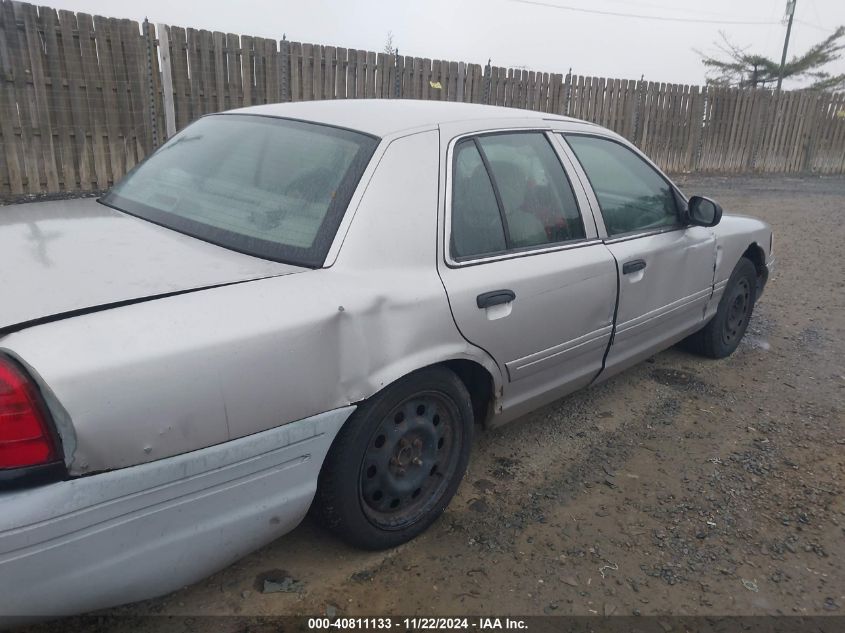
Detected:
left=622, top=259, right=647, bottom=275
left=476, top=289, right=516, bottom=309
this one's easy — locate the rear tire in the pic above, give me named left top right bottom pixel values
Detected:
left=684, top=257, right=757, bottom=359
left=314, top=367, right=473, bottom=550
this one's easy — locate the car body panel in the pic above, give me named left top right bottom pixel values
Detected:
left=438, top=243, right=617, bottom=424
left=549, top=127, right=771, bottom=376
left=0, top=406, right=352, bottom=621
left=434, top=120, right=617, bottom=424
left=712, top=215, right=773, bottom=287
left=703, top=214, right=773, bottom=323
left=232, top=99, right=580, bottom=138
left=0, top=198, right=302, bottom=331
left=0, top=128, right=501, bottom=475
left=600, top=227, right=717, bottom=375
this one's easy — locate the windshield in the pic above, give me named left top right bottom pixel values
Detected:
left=102, top=114, right=379, bottom=267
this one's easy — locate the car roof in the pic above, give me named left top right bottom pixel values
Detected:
left=230, top=99, right=589, bottom=137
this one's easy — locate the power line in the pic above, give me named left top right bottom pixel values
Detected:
left=509, top=0, right=781, bottom=26
left=794, top=19, right=837, bottom=33
left=586, top=0, right=757, bottom=20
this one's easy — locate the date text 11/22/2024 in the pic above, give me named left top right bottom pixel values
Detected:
left=307, top=618, right=528, bottom=630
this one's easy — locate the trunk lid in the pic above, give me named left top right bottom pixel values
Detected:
left=0, top=198, right=304, bottom=331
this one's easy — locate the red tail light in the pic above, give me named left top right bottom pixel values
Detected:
left=0, top=357, right=59, bottom=469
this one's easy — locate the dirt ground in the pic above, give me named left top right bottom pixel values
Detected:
left=31, top=175, right=845, bottom=630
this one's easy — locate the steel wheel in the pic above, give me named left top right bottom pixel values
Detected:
left=722, top=276, right=752, bottom=346
left=314, top=365, right=474, bottom=550
left=359, top=391, right=462, bottom=530
left=681, top=257, right=758, bottom=359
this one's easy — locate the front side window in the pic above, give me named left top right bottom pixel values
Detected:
left=565, top=135, right=680, bottom=237
left=450, top=132, right=586, bottom=260
left=103, top=114, right=378, bottom=267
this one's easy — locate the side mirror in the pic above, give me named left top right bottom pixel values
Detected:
left=687, top=196, right=723, bottom=227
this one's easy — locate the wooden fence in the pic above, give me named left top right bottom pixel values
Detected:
left=1, top=1, right=844, bottom=196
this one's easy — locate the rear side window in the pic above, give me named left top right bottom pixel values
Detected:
left=450, top=132, right=586, bottom=260
left=451, top=140, right=507, bottom=259
left=564, top=135, right=679, bottom=237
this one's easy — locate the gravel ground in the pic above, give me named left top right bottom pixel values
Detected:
left=25, top=175, right=845, bottom=629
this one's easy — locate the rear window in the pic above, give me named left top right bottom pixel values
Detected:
left=102, top=114, right=379, bottom=267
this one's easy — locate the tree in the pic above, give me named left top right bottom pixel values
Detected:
left=384, top=31, right=397, bottom=56
left=698, top=26, right=845, bottom=91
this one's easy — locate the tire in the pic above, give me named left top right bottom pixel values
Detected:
left=684, top=256, right=757, bottom=359
left=314, top=366, right=474, bottom=550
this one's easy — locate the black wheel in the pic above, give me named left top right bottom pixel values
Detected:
left=683, top=256, right=757, bottom=359
left=314, top=366, right=473, bottom=550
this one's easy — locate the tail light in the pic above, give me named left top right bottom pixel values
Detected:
left=0, top=356, right=60, bottom=470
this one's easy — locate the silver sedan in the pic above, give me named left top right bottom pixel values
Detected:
left=0, top=100, right=773, bottom=619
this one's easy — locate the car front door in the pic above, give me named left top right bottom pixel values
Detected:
left=437, top=126, right=618, bottom=423
left=560, top=133, right=716, bottom=375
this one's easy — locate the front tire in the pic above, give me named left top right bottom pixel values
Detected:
left=314, top=367, right=473, bottom=550
left=684, top=256, right=757, bottom=359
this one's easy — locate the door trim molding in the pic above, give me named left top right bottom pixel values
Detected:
left=614, top=287, right=712, bottom=338
left=506, top=324, right=613, bottom=382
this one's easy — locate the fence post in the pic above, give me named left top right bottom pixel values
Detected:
left=457, top=62, right=466, bottom=102
left=157, top=24, right=177, bottom=138
left=632, top=75, right=645, bottom=145
left=689, top=85, right=706, bottom=172
left=143, top=18, right=159, bottom=148
left=280, top=36, right=291, bottom=102
left=483, top=59, right=491, bottom=105
left=752, top=89, right=777, bottom=172
left=563, top=69, right=572, bottom=116
left=801, top=92, right=820, bottom=173
left=394, top=50, right=402, bottom=98
left=747, top=89, right=762, bottom=171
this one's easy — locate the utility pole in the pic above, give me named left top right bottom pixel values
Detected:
left=776, top=0, right=797, bottom=93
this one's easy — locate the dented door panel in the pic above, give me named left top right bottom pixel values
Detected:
left=599, top=227, right=716, bottom=375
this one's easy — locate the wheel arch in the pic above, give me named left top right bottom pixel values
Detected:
left=357, top=355, right=501, bottom=428
left=312, top=356, right=493, bottom=548
left=742, top=242, right=767, bottom=296
left=441, top=359, right=497, bottom=427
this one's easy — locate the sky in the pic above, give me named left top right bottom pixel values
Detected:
left=44, top=0, right=845, bottom=89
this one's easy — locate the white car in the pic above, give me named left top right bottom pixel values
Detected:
left=0, top=100, right=773, bottom=619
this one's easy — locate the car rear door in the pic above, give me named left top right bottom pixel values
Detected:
left=436, top=123, right=618, bottom=421
left=559, top=133, right=716, bottom=375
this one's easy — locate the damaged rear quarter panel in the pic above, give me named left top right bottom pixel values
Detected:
left=0, top=129, right=501, bottom=475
